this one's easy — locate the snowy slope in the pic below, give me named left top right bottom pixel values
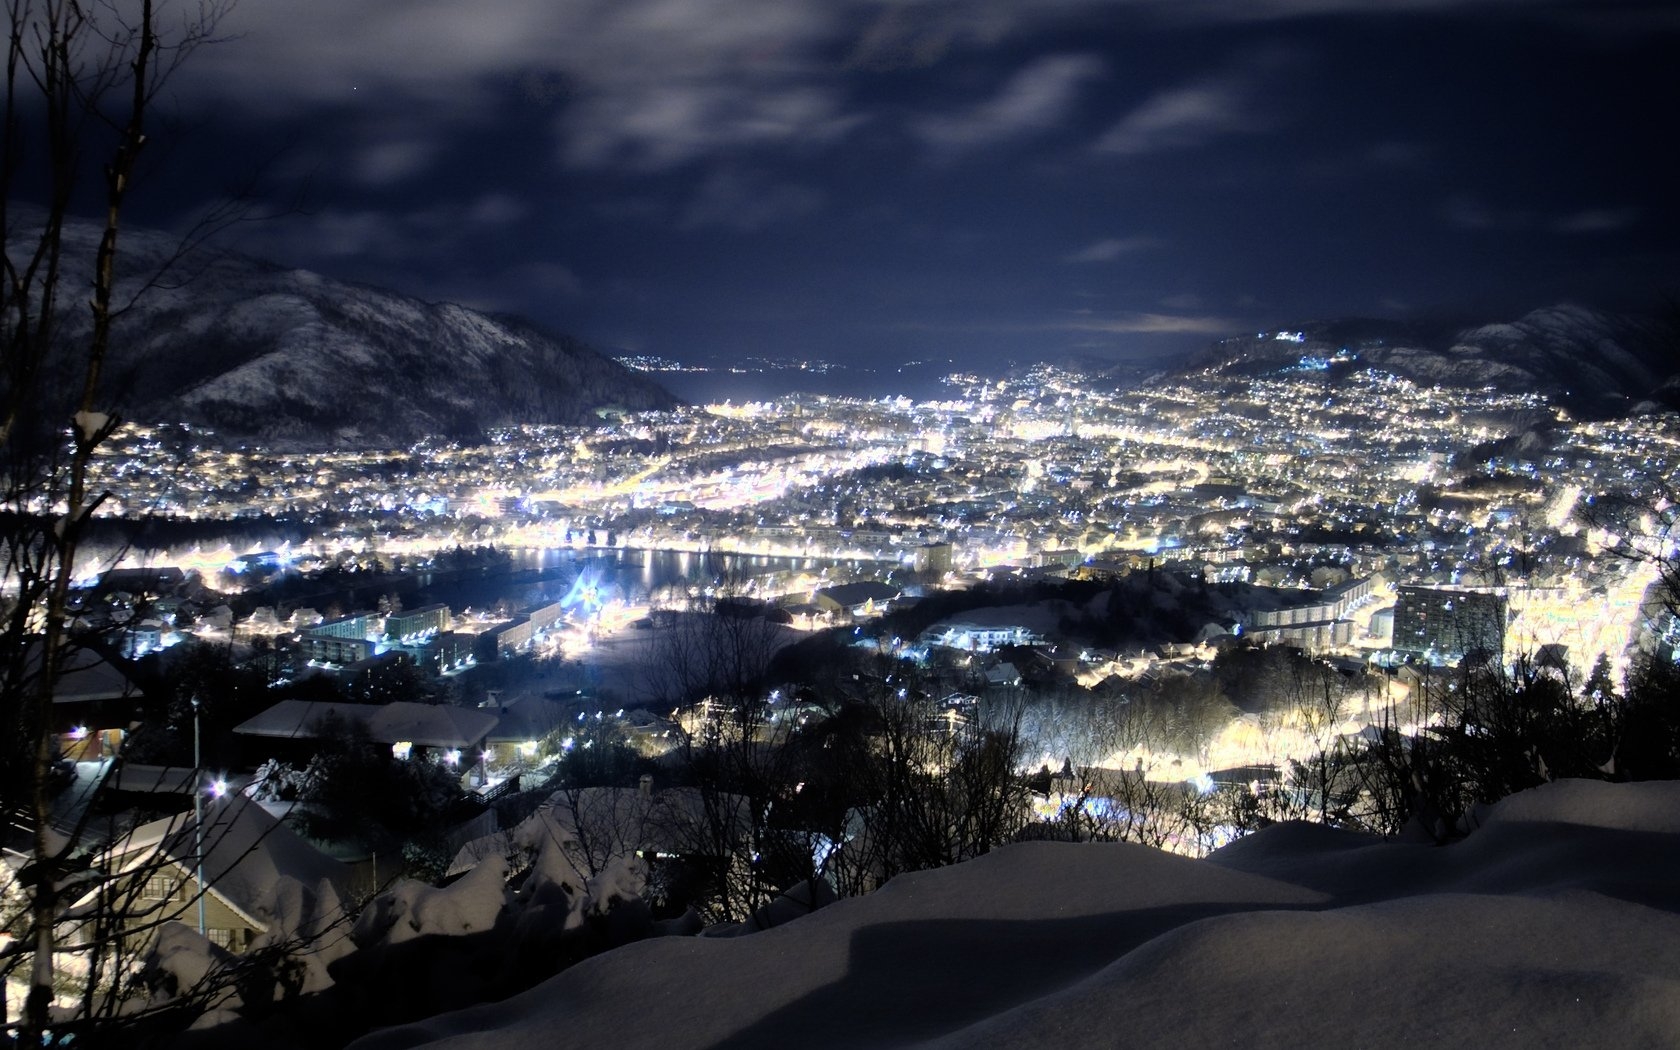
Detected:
left=38, top=220, right=678, bottom=446
left=351, top=779, right=1680, bottom=1050
left=1194, top=306, right=1674, bottom=417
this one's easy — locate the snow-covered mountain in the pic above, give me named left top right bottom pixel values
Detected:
left=41, top=220, right=678, bottom=447
left=1192, top=305, right=1677, bottom=417
left=342, top=779, right=1680, bottom=1050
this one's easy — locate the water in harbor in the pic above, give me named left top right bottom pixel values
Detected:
left=408, top=547, right=889, bottom=614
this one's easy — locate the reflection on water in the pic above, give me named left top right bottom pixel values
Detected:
left=419, top=547, right=890, bottom=613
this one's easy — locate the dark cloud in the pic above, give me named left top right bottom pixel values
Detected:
left=133, top=0, right=1680, bottom=370
left=912, top=53, right=1107, bottom=152
left=1364, top=140, right=1433, bottom=170
left=560, top=83, right=861, bottom=171
left=1094, top=48, right=1293, bottom=156
left=1065, top=237, right=1161, bottom=263
left=350, top=139, right=438, bottom=186
left=679, top=170, right=825, bottom=231
left=1446, top=198, right=1640, bottom=237
left=1550, top=208, right=1639, bottom=235
left=1055, top=311, right=1239, bottom=335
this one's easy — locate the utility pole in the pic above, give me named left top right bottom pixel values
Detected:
left=193, top=696, right=206, bottom=937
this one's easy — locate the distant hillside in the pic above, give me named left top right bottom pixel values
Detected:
left=1190, top=305, right=1677, bottom=417
left=38, top=219, right=678, bottom=447
left=1019, top=353, right=1168, bottom=389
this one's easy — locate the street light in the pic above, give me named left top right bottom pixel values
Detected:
left=192, top=696, right=206, bottom=938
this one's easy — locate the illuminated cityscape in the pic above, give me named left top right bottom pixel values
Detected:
left=5, top=0, right=1678, bottom=1042
left=86, top=360, right=1674, bottom=683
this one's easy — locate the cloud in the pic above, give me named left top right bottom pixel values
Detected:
left=183, top=0, right=864, bottom=175
left=912, top=54, right=1107, bottom=151
left=1056, top=311, right=1236, bottom=334
left=843, top=0, right=1578, bottom=68
left=502, top=260, right=584, bottom=299
left=1094, top=50, right=1289, bottom=156
left=889, top=307, right=1236, bottom=338
left=466, top=193, right=531, bottom=226
left=679, top=169, right=825, bottom=231
left=1550, top=208, right=1638, bottom=235
left=351, top=139, right=439, bottom=186
left=845, top=5, right=1016, bottom=71
left=225, top=200, right=588, bottom=315
left=1446, top=196, right=1637, bottom=235
left=1064, top=236, right=1159, bottom=263
left=1135, top=0, right=1607, bottom=23
left=234, top=196, right=536, bottom=269
left=173, top=0, right=1561, bottom=184
left=1444, top=195, right=1502, bottom=230
left=563, top=83, right=862, bottom=171
left=1364, top=140, right=1432, bottom=170
left=274, top=209, right=410, bottom=261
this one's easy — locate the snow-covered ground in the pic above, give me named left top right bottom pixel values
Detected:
left=349, top=778, right=1680, bottom=1050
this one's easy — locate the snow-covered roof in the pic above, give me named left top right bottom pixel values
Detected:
left=482, top=695, right=572, bottom=743
left=369, top=701, right=499, bottom=748
left=102, top=763, right=201, bottom=795
left=19, top=638, right=135, bottom=705
left=983, top=661, right=1021, bottom=685
left=90, top=793, right=349, bottom=933
left=232, top=699, right=498, bottom=748
left=926, top=602, right=1067, bottom=636
left=375, top=779, right=1680, bottom=1050
left=231, top=699, right=373, bottom=739
left=814, top=581, right=899, bottom=609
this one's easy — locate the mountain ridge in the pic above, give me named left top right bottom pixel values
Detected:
left=1186, top=304, right=1677, bottom=417
left=34, top=219, right=678, bottom=448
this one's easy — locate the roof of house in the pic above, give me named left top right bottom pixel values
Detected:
left=19, top=639, right=137, bottom=705
left=814, top=581, right=900, bottom=608
left=90, top=793, right=349, bottom=933
left=102, top=763, right=200, bottom=795
left=370, top=701, right=499, bottom=748
left=482, top=695, right=572, bottom=743
left=232, top=700, right=372, bottom=739
left=233, top=699, right=499, bottom=748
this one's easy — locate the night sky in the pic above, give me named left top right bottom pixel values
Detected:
left=128, top=0, right=1679, bottom=370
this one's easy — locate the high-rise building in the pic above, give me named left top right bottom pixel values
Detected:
left=1392, top=585, right=1507, bottom=663
left=913, top=542, right=954, bottom=575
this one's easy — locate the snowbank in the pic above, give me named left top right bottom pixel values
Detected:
left=350, top=779, right=1680, bottom=1050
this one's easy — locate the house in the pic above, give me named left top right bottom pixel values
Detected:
left=921, top=619, right=1045, bottom=653
left=15, top=639, right=143, bottom=763
left=983, top=662, right=1023, bottom=688
left=812, top=582, right=900, bottom=620
left=480, top=694, right=572, bottom=765
left=68, top=792, right=349, bottom=953
left=232, top=699, right=500, bottom=767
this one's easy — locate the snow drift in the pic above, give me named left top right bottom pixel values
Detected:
left=350, top=779, right=1680, bottom=1050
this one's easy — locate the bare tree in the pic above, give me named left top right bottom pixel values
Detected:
left=824, top=663, right=1029, bottom=896
left=1277, top=653, right=1358, bottom=824
left=1023, top=686, right=1231, bottom=855
left=0, top=0, right=232, bottom=1039
left=633, top=570, right=806, bottom=923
